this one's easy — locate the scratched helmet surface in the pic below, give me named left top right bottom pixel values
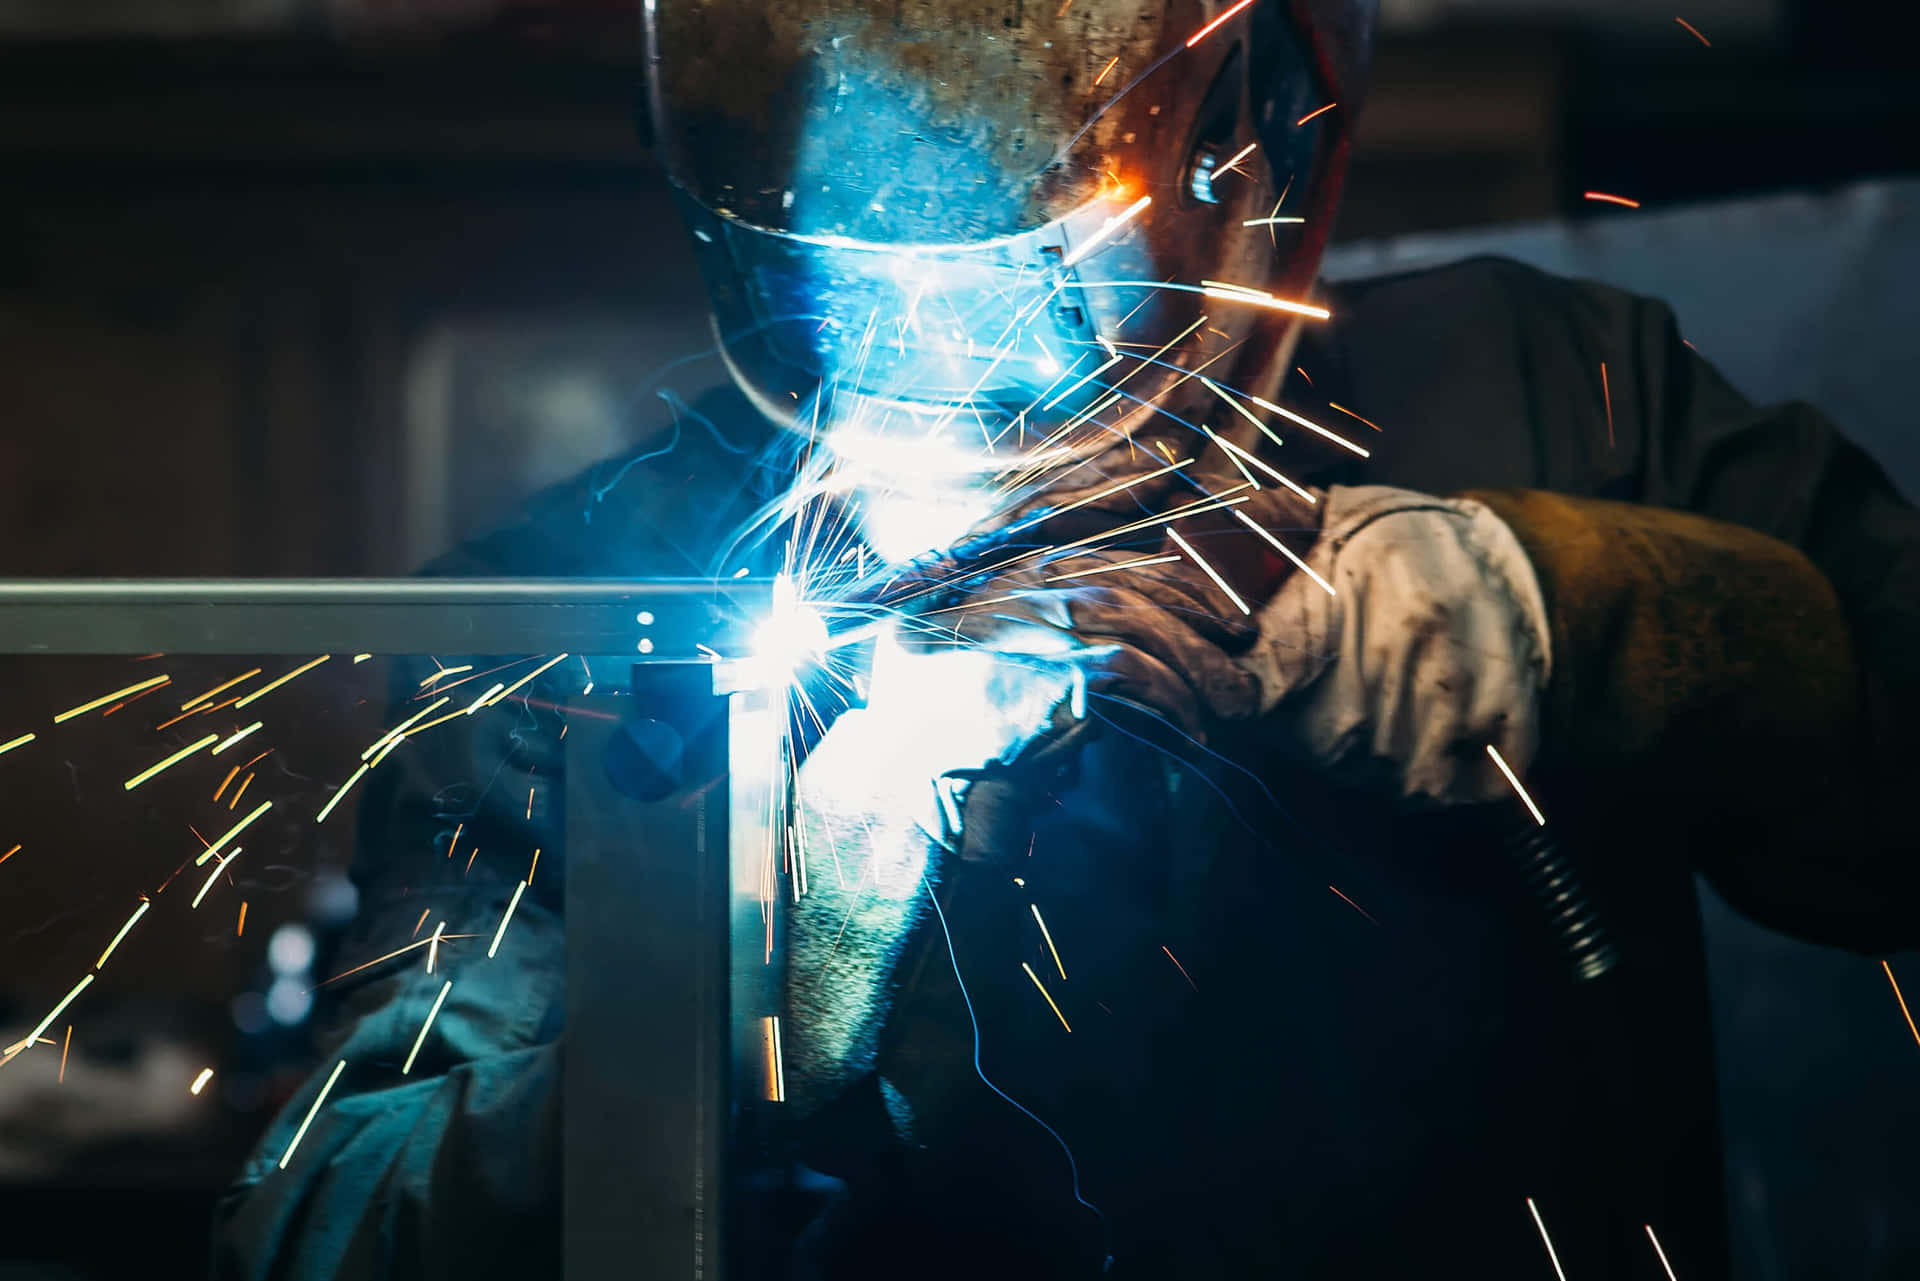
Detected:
left=646, top=0, right=1376, bottom=501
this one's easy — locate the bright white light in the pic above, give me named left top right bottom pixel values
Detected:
left=751, top=573, right=829, bottom=681
left=859, top=492, right=997, bottom=564
left=267, top=924, right=315, bottom=976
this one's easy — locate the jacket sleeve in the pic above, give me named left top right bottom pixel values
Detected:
left=1477, top=271, right=1920, bottom=954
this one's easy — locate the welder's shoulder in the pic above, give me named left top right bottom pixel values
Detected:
left=423, top=383, right=775, bottom=579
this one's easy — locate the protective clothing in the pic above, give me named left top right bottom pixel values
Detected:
left=211, top=258, right=1920, bottom=1281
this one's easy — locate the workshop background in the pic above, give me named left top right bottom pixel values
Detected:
left=0, top=1, right=1914, bottom=1278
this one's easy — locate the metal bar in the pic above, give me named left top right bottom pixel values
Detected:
left=0, top=578, right=769, bottom=655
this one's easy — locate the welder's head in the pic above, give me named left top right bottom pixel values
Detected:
left=648, top=0, right=1375, bottom=559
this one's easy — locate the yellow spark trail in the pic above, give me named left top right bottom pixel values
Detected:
left=192, top=850, right=241, bottom=909
left=54, top=675, right=169, bottom=723
left=362, top=697, right=450, bottom=760
left=763, top=1016, right=788, bottom=1102
left=95, top=898, right=151, bottom=969
left=418, top=665, right=473, bottom=688
left=124, top=733, right=220, bottom=791
left=1233, top=508, right=1336, bottom=596
left=1061, top=195, right=1152, bottom=269
left=1239, top=389, right=1369, bottom=456
left=402, top=981, right=453, bottom=1076
left=1206, top=426, right=1318, bottom=503
left=278, top=1058, right=347, bottom=1169
left=6, top=975, right=94, bottom=1059
left=1, top=731, right=37, bottom=756
left=1030, top=904, right=1068, bottom=980
left=179, top=669, right=261, bottom=711
left=1021, top=963, right=1072, bottom=1031
left=462, top=683, right=505, bottom=715
left=213, top=722, right=263, bottom=755
left=1527, top=1198, right=1570, bottom=1281
left=488, top=882, right=529, bottom=958
left=1199, top=281, right=1331, bottom=321
left=1167, top=527, right=1250, bottom=615
left=490, top=653, right=570, bottom=706
left=315, top=764, right=369, bottom=825
left=1486, top=745, right=1547, bottom=826
left=196, top=801, right=272, bottom=866
left=234, top=656, right=329, bottom=709
left=191, top=1067, right=215, bottom=1095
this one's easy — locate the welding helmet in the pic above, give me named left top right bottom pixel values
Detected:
left=646, top=0, right=1375, bottom=555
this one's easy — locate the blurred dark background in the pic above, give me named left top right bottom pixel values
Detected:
left=0, top=1, right=1914, bottom=1278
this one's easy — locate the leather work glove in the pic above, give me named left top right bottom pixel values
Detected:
left=1234, top=484, right=1555, bottom=808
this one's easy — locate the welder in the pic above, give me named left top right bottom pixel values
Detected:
left=212, top=1, right=1920, bottom=1278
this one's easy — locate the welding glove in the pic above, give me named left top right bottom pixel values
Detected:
left=1234, top=484, right=1555, bottom=808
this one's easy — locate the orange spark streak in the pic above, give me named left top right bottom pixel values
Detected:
left=448, top=823, right=464, bottom=856
left=1327, top=401, right=1383, bottom=432
left=527, top=787, right=535, bottom=821
left=1675, top=16, right=1711, bottom=46
left=1645, top=1224, right=1680, bottom=1280
left=103, top=682, right=169, bottom=716
left=54, top=675, right=169, bottom=723
left=1602, top=361, right=1615, bottom=446
left=234, top=655, right=329, bottom=709
left=1584, top=191, right=1641, bottom=208
left=240, top=747, right=273, bottom=772
left=59, top=1026, right=72, bottom=1083
left=229, top=772, right=254, bottom=810
left=1294, top=365, right=1314, bottom=387
left=1184, top=0, right=1253, bottom=48
left=237, top=901, right=248, bottom=937
left=213, top=765, right=241, bottom=802
left=1021, top=962, right=1073, bottom=1031
left=1329, top=885, right=1380, bottom=926
left=528, top=848, right=542, bottom=883
left=1094, top=55, right=1118, bottom=86
left=1, top=844, right=21, bottom=867
left=412, top=908, right=432, bottom=940
left=1884, top=960, right=1920, bottom=1050
left=1161, top=945, right=1199, bottom=992
left=464, top=849, right=478, bottom=877
left=1295, top=102, right=1337, bottom=126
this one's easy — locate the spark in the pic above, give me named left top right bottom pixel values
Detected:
left=1042, top=354, right=1123, bottom=411
left=527, top=787, right=535, bottom=820
left=1527, top=1198, right=1570, bottom=1281
left=1327, top=401, right=1383, bottom=432
left=489, top=653, right=571, bottom=706
left=1208, top=427, right=1318, bottom=503
left=1218, top=140, right=1258, bottom=175
left=410, top=909, right=432, bottom=940
left=1584, top=191, right=1641, bottom=209
left=465, top=848, right=478, bottom=877
left=1294, top=365, right=1314, bottom=386
left=237, top=901, right=248, bottom=937
left=1031, top=903, right=1068, bottom=979
left=60, top=1027, right=71, bottom=1083
left=1093, top=55, right=1118, bottom=85
left=764, top=1016, right=788, bottom=1102
left=1675, top=16, right=1711, bottom=46
left=1486, top=745, right=1546, bottom=826
left=1184, top=0, right=1254, bottom=47
left=313, top=935, right=477, bottom=989
left=403, top=982, right=454, bottom=1075
left=192, top=850, right=241, bottom=909
left=1602, top=361, right=1615, bottom=446
left=427, top=921, right=446, bottom=973
left=418, top=665, right=474, bottom=688
left=1, top=844, right=20, bottom=867
left=191, top=1067, right=215, bottom=1095
left=1240, top=389, right=1370, bottom=456
left=1884, top=960, right=1920, bottom=1050
left=462, top=683, right=506, bottom=715
left=1061, top=195, right=1153, bottom=269
left=1232, top=508, right=1336, bottom=596
left=179, top=669, right=261, bottom=711
left=1009, top=457, right=1192, bottom=532
left=1161, top=945, right=1199, bottom=992
left=7, top=975, right=94, bottom=1060
left=278, top=1058, right=347, bottom=1169
left=1241, top=216, right=1305, bottom=227
left=1167, top=527, right=1250, bottom=614
left=54, top=675, right=169, bottom=723
left=447, top=823, right=464, bottom=857
left=155, top=704, right=212, bottom=731
left=488, top=881, right=529, bottom=959
left=1021, top=962, right=1073, bottom=1031
left=212, top=765, right=241, bottom=801
left=1045, top=554, right=1183, bottom=582
left=196, top=801, right=271, bottom=865
left=94, top=898, right=151, bottom=969
left=212, top=722, right=263, bottom=755
left=353, top=653, right=372, bottom=663
left=1645, top=1224, right=1680, bottom=1279
left=528, top=848, right=542, bottom=882
left=229, top=772, right=254, bottom=810
left=362, top=697, right=450, bottom=760
left=1295, top=102, right=1337, bottom=126
left=0, top=731, right=34, bottom=756
left=233, top=656, right=329, bottom=709
left=315, top=764, right=369, bottom=824
left=123, top=733, right=220, bottom=791
left=1199, top=281, right=1332, bottom=320
left=1329, top=885, right=1380, bottom=925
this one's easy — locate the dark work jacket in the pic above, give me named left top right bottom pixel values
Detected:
left=209, top=258, right=1920, bottom=1281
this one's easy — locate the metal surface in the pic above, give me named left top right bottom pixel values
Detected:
left=564, top=668, right=734, bottom=1281
left=0, top=578, right=769, bottom=655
